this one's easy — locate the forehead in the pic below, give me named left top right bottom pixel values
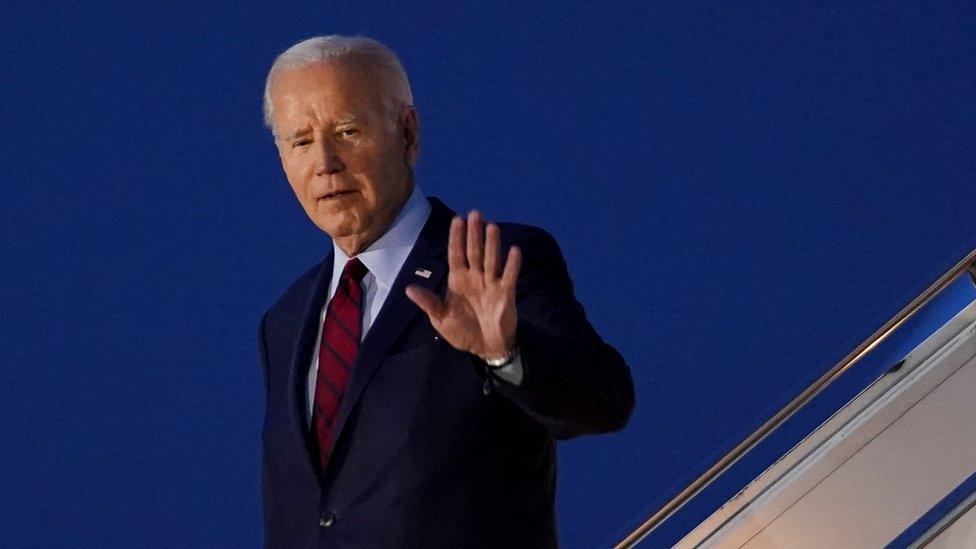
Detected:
left=270, top=61, right=386, bottom=127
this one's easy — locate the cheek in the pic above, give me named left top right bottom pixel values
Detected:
left=359, top=150, right=401, bottom=192
left=282, top=157, right=314, bottom=198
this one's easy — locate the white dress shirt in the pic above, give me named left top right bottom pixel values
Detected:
left=306, top=186, right=523, bottom=426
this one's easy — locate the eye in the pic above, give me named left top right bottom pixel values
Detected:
left=292, top=139, right=311, bottom=149
left=338, top=128, right=358, bottom=138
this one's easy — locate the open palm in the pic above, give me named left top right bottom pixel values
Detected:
left=406, top=211, right=521, bottom=360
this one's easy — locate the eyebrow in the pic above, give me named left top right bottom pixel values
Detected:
left=282, top=116, right=365, bottom=141
left=283, top=128, right=311, bottom=141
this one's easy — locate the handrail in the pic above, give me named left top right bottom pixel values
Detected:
left=617, top=247, right=976, bottom=548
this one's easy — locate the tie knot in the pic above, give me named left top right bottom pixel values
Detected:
left=342, top=257, right=369, bottom=283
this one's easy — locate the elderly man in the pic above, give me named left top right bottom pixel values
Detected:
left=258, top=35, right=634, bottom=547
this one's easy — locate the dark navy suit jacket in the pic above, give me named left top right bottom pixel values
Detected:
left=258, top=197, right=634, bottom=548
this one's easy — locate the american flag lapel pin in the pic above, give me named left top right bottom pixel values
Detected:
left=414, top=268, right=432, bottom=279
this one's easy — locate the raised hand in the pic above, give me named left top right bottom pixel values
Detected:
left=405, top=210, right=521, bottom=360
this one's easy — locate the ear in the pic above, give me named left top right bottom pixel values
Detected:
left=400, top=105, right=420, bottom=166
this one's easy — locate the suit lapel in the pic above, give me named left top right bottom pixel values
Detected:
left=325, top=197, right=455, bottom=467
left=285, top=249, right=335, bottom=479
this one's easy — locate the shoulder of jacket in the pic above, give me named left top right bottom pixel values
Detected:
left=262, top=260, right=327, bottom=326
left=495, top=222, right=558, bottom=248
left=494, top=222, right=565, bottom=265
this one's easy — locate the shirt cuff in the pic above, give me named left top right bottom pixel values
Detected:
left=489, top=353, right=524, bottom=386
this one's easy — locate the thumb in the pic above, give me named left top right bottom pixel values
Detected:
left=405, top=284, right=445, bottom=321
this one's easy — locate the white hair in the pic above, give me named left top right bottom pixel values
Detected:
left=263, top=35, right=413, bottom=136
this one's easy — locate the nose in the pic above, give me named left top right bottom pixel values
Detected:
left=314, top=138, right=344, bottom=175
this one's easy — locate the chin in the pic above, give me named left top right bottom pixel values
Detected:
left=316, top=215, right=364, bottom=240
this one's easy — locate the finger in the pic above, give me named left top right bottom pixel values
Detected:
left=500, top=245, right=521, bottom=289
left=448, top=216, right=467, bottom=271
left=466, top=210, right=484, bottom=272
left=405, top=284, right=445, bottom=321
left=484, top=222, right=500, bottom=280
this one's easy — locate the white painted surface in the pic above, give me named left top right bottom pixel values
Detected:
left=678, top=300, right=976, bottom=548
left=926, top=500, right=976, bottom=548
left=742, top=354, right=976, bottom=548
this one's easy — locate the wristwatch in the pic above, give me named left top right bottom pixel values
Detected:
left=483, top=346, right=519, bottom=369
left=480, top=346, right=520, bottom=396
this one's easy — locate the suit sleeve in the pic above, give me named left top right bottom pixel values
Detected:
left=483, top=229, right=635, bottom=440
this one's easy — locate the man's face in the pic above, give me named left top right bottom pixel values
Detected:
left=270, top=61, right=419, bottom=254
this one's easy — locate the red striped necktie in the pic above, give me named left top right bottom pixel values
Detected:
left=312, top=257, right=368, bottom=472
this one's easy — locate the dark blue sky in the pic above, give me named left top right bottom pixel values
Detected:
left=2, top=2, right=974, bottom=547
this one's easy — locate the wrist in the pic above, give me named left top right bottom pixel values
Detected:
left=482, top=346, right=519, bottom=369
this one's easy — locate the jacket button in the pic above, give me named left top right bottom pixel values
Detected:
left=319, top=512, right=335, bottom=528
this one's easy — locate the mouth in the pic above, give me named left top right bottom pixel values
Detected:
left=319, top=190, right=356, bottom=200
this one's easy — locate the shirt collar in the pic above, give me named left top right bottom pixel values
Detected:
left=331, top=185, right=432, bottom=290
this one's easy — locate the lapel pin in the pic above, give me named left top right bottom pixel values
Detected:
left=414, top=268, right=432, bottom=278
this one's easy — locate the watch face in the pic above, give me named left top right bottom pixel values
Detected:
left=485, top=348, right=517, bottom=368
